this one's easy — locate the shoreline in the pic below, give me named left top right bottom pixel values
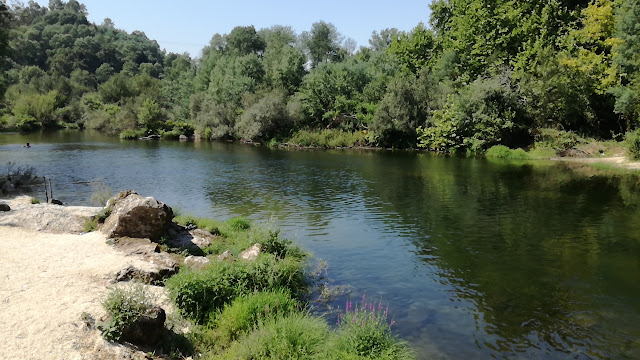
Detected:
left=0, top=197, right=172, bottom=359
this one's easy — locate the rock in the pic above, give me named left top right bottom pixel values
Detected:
left=0, top=203, right=10, bottom=212
left=184, top=255, right=211, bottom=269
left=179, top=135, right=188, bottom=141
left=239, top=243, right=261, bottom=261
left=101, top=191, right=173, bottom=241
left=163, top=223, right=216, bottom=254
left=49, top=199, right=63, bottom=205
left=115, top=263, right=179, bottom=285
left=113, top=237, right=160, bottom=256
left=218, top=250, right=233, bottom=261
left=119, top=306, right=166, bottom=345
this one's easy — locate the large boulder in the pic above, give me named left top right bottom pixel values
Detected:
left=101, top=191, right=173, bottom=241
left=0, top=203, right=10, bottom=212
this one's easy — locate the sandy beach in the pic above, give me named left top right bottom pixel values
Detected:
left=0, top=197, right=166, bottom=360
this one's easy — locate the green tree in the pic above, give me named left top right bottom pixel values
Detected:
left=226, top=25, right=265, bottom=55
left=137, top=98, right=163, bottom=132
left=302, top=21, right=344, bottom=68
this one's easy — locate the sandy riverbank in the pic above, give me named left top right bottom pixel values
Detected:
left=0, top=197, right=169, bottom=360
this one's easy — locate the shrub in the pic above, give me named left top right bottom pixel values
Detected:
left=89, top=181, right=113, bottom=206
left=534, top=128, right=584, bottom=151
left=166, top=254, right=307, bottom=324
left=98, top=283, right=156, bottom=341
left=161, top=129, right=182, bottom=140
left=323, top=295, right=414, bottom=360
left=30, top=197, right=40, bottom=204
left=485, top=145, right=530, bottom=160
left=217, top=313, right=329, bottom=360
left=288, top=129, right=367, bottom=148
left=212, top=289, right=301, bottom=342
left=626, top=130, right=640, bottom=159
left=119, top=129, right=144, bottom=140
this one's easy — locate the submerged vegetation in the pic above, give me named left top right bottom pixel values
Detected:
left=0, top=0, right=639, bottom=154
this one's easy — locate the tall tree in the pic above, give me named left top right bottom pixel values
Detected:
left=301, top=21, right=344, bottom=68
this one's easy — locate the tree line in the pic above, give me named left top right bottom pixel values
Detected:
left=0, top=0, right=638, bottom=151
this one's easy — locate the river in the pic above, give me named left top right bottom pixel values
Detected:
left=1, top=131, right=640, bottom=359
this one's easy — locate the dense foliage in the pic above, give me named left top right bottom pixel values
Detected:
left=1, top=0, right=639, bottom=150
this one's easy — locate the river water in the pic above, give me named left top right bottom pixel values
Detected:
left=2, top=131, right=640, bottom=359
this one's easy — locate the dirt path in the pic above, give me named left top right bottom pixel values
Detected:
left=550, top=156, right=640, bottom=170
left=0, top=199, right=164, bottom=359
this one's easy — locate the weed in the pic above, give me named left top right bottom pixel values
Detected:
left=98, top=283, right=156, bottom=341
left=323, top=293, right=414, bottom=359
left=288, top=129, right=368, bottom=148
left=30, top=197, right=40, bottom=204
left=227, top=217, right=250, bottom=231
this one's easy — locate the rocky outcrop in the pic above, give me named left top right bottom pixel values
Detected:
left=184, top=255, right=210, bottom=269
left=101, top=191, right=173, bottom=241
left=0, top=203, right=10, bottom=212
left=164, top=223, right=217, bottom=254
left=239, top=243, right=261, bottom=261
left=120, top=307, right=166, bottom=345
left=115, top=263, right=179, bottom=285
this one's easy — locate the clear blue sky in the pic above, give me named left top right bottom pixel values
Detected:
left=38, top=0, right=432, bottom=57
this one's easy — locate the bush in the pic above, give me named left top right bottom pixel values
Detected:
left=534, top=128, right=584, bottom=151
left=626, top=130, right=640, bottom=159
left=119, top=129, right=144, bottom=140
left=322, top=295, right=414, bottom=360
left=166, top=254, right=307, bottom=324
left=30, top=197, right=40, bottom=204
left=217, top=313, right=329, bottom=360
left=212, top=289, right=301, bottom=342
left=288, top=129, right=367, bottom=148
left=235, top=92, right=291, bottom=141
left=161, top=129, right=182, bottom=140
left=98, top=283, right=156, bottom=341
left=485, top=145, right=530, bottom=160
left=89, top=181, right=113, bottom=206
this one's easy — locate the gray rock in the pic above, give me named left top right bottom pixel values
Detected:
left=49, top=199, right=63, bottom=205
left=239, top=243, right=261, bottom=261
left=218, top=250, right=233, bottom=261
left=115, top=264, right=179, bottom=285
left=0, top=203, right=10, bottom=212
left=179, top=135, right=188, bottom=141
left=101, top=191, right=173, bottom=241
left=119, top=306, right=166, bottom=345
left=184, top=255, right=210, bottom=269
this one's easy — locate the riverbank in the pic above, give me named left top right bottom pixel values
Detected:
left=0, top=197, right=173, bottom=359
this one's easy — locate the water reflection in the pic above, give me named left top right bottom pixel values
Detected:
left=1, top=131, right=640, bottom=359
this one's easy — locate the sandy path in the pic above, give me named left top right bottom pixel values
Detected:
left=551, top=156, right=640, bottom=170
left=0, top=225, right=156, bottom=360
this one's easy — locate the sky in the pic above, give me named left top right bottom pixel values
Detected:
left=33, top=0, right=431, bottom=57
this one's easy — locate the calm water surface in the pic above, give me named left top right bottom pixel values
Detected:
left=2, top=131, right=640, bottom=359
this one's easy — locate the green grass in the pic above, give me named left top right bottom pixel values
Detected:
left=30, top=197, right=40, bottom=204
left=210, top=289, right=301, bottom=344
left=288, top=129, right=368, bottom=148
left=83, top=207, right=112, bottom=232
left=214, top=312, right=330, bottom=360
